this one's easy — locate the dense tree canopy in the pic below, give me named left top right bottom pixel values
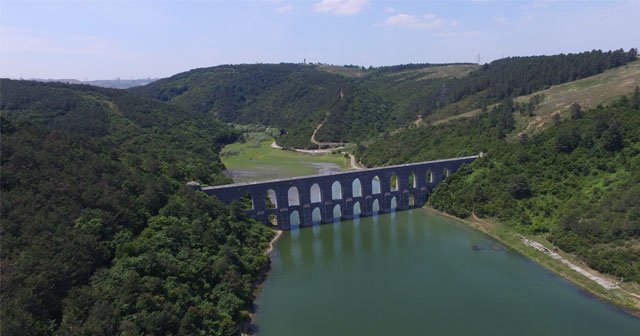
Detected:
left=133, top=49, right=637, bottom=148
left=360, top=91, right=640, bottom=282
left=1, top=80, right=273, bottom=335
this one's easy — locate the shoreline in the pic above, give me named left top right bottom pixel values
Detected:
left=423, top=207, right=640, bottom=318
left=245, top=228, right=284, bottom=335
left=265, top=229, right=283, bottom=255
left=246, top=206, right=640, bottom=334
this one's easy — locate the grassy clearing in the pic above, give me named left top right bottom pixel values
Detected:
left=386, top=64, right=480, bottom=82
left=416, top=61, right=640, bottom=132
left=512, top=60, right=640, bottom=138
left=316, top=64, right=367, bottom=78
left=425, top=207, right=640, bottom=314
left=221, top=133, right=349, bottom=182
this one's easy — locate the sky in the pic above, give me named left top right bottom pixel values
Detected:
left=0, top=0, right=638, bottom=80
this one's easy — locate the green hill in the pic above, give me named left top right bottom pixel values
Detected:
left=0, top=80, right=273, bottom=335
left=358, top=84, right=640, bottom=286
left=133, top=49, right=637, bottom=149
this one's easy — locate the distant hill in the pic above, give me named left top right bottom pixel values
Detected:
left=26, top=77, right=158, bottom=89
left=133, top=49, right=637, bottom=149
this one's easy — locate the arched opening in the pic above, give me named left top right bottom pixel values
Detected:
left=310, top=183, right=321, bottom=203
left=239, top=192, right=253, bottom=210
left=409, top=171, right=417, bottom=188
left=264, top=189, right=277, bottom=209
left=390, top=173, right=398, bottom=191
left=268, top=213, right=278, bottom=227
left=352, top=178, right=362, bottom=197
left=372, top=176, right=381, bottom=194
left=426, top=169, right=433, bottom=183
left=390, top=196, right=397, bottom=210
left=333, top=204, right=342, bottom=220
left=332, top=181, right=342, bottom=200
left=372, top=199, right=380, bottom=214
left=312, top=207, right=322, bottom=225
left=443, top=168, right=450, bottom=179
left=353, top=201, right=361, bottom=217
left=288, top=186, right=300, bottom=206
left=409, top=193, right=415, bottom=207
left=290, top=210, right=301, bottom=230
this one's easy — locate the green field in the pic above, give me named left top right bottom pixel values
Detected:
left=220, top=134, right=349, bottom=183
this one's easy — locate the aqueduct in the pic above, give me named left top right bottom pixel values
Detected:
left=195, top=155, right=478, bottom=230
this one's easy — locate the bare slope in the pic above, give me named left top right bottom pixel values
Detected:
left=417, top=60, right=640, bottom=135
left=513, top=59, right=640, bottom=137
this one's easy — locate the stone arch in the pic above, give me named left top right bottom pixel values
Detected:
left=409, top=193, right=415, bottom=207
left=442, top=167, right=450, bottom=179
left=288, top=186, right=300, bottom=206
left=352, top=178, right=362, bottom=198
left=371, top=176, right=381, bottom=194
left=409, top=171, right=417, bottom=188
left=372, top=199, right=380, bottom=214
left=426, top=169, right=433, bottom=183
left=390, top=173, right=398, bottom=191
left=353, top=201, right=361, bottom=217
left=390, top=196, right=397, bottom=210
left=265, top=189, right=277, bottom=209
left=310, top=183, right=321, bottom=203
left=332, top=181, right=342, bottom=200
left=290, top=210, right=300, bottom=229
left=333, top=204, right=342, bottom=220
left=240, top=191, right=253, bottom=210
left=312, top=207, right=322, bottom=225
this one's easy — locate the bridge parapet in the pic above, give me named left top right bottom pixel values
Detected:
left=197, top=155, right=478, bottom=230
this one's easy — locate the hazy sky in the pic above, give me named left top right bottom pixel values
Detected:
left=1, top=0, right=638, bottom=80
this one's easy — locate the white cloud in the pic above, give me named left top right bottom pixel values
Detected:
left=313, top=0, right=369, bottom=15
left=384, top=13, right=446, bottom=29
left=495, top=16, right=507, bottom=23
left=450, top=20, right=460, bottom=27
left=276, top=5, right=294, bottom=14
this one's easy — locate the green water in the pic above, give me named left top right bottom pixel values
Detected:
left=254, top=209, right=640, bottom=335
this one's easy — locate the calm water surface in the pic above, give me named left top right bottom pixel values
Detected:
left=254, top=209, right=640, bottom=335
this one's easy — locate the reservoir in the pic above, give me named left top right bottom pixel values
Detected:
left=253, top=209, right=640, bottom=335
left=221, top=138, right=640, bottom=335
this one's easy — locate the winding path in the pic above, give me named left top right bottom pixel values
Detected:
left=270, top=140, right=363, bottom=170
left=310, top=114, right=347, bottom=148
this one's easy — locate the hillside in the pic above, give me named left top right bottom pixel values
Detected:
left=0, top=80, right=273, bottom=335
left=133, top=49, right=637, bottom=149
left=512, top=59, right=640, bottom=138
left=28, top=78, right=157, bottom=89
left=417, top=59, right=640, bottom=133
left=359, top=86, right=640, bottom=287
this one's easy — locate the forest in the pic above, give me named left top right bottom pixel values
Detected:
left=361, top=89, right=640, bottom=282
left=134, top=49, right=637, bottom=148
left=0, top=80, right=273, bottom=335
left=2, top=48, right=639, bottom=335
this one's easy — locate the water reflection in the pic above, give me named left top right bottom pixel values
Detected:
left=257, top=209, right=640, bottom=336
